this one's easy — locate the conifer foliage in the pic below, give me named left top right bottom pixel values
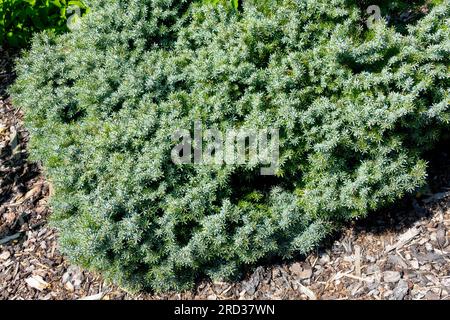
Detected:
left=12, top=0, right=449, bottom=292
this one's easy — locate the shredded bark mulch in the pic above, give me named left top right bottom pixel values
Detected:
left=1, top=47, right=449, bottom=300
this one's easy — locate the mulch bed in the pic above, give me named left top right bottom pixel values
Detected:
left=1, top=47, right=449, bottom=300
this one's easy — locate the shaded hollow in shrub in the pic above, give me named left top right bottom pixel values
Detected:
left=11, top=0, right=449, bottom=292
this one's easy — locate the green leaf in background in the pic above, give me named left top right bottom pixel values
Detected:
left=0, top=0, right=89, bottom=48
left=202, top=0, right=241, bottom=11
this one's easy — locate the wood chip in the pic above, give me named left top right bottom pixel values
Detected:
left=78, top=292, right=107, bottom=301
left=297, top=282, right=317, bottom=300
left=9, top=125, right=18, bottom=150
left=383, top=271, right=401, bottom=283
left=25, top=275, right=49, bottom=291
left=385, top=227, right=420, bottom=253
left=437, top=225, right=447, bottom=248
left=15, top=184, right=42, bottom=205
left=343, top=273, right=373, bottom=283
left=0, top=232, right=22, bottom=245
left=0, top=250, right=11, bottom=260
left=354, top=245, right=361, bottom=277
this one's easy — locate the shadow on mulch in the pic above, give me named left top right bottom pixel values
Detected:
left=0, top=48, right=18, bottom=99
left=0, top=147, right=41, bottom=210
left=1, top=47, right=44, bottom=239
left=236, top=134, right=450, bottom=282
left=352, top=136, right=450, bottom=236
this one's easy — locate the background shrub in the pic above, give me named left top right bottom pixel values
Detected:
left=12, top=0, right=449, bottom=292
left=202, top=0, right=240, bottom=11
left=0, top=0, right=88, bottom=47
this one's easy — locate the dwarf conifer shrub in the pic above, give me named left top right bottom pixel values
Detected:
left=12, top=0, right=449, bottom=292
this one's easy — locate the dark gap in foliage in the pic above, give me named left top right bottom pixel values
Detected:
left=175, top=219, right=202, bottom=246
left=353, top=0, right=431, bottom=32
left=337, top=47, right=401, bottom=74
left=228, top=168, right=283, bottom=204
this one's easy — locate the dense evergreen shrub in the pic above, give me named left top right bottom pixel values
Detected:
left=12, top=0, right=449, bottom=291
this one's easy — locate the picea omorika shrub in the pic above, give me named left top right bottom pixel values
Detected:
left=11, top=0, right=449, bottom=292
